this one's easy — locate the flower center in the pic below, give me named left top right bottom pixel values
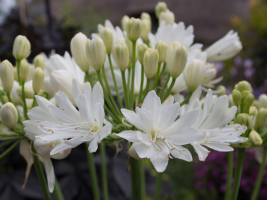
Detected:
left=92, top=125, right=99, bottom=132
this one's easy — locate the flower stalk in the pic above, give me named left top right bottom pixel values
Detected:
left=130, top=157, right=144, bottom=200
left=152, top=63, right=162, bottom=90
left=158, top=73, right=170, bottom=97
left=130, top=41, right=136, bottom=110
left=154, top=173, right=163, bottom=200
left=54, top=178, right=64, bottom=200
left=224, top=151, right=234, bottom=200
left=121, top=71, right=129, bottom=109
left=137, top=64, right=145, bottom=105
left=21, top=81, right=28, bottom=119
left=100, top=142, right=109, bottom=200
left=161, top=78, right=176, bottom=103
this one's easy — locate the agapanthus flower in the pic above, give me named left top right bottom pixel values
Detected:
left=118, top=91, right=203, bottom=172
left=179, top=89, right=247, bottom=161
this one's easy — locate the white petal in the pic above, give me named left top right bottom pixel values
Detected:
left=88, top=136, right=99, bottom=153
left=50, top=137, right=84, bottom=155
left=135, top=143, right=155, bottom=159
left=150, top=150, right=169, bottom=172
left=98, top=123, right=112, bottom=141
left=43, top=158, right=55, bottom=193
left=168, top=127, right=203, bottom=145
left=157, top=103, right=180, bottom=131
left=91, top=82, right=104, bottom=107
left=171, top=146, right=192, bottom=161
left=117, top=130, right=139, bottom=142
left=191, top=142, right=210, bottom=161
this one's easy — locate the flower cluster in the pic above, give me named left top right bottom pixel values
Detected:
left=0, top=2, right=265, bottom=200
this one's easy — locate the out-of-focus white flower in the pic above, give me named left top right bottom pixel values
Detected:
left=33, top=54, right=45, bottom=69
left=155, top=2, right=167, bottom=18
left=205, top=30, right=242, bottom=62
left=121, top=16, right=130, bottom=32
left=118, top=91, right=202, bottom=172
left=259, top=94, right=267, bottom=109
left=11, top=81, right=21, bottom=104
left=180, top=89, right=247, bottom=161
left=134, top=61, right=147, bottom=94
left=201, top=64, right=223, bottom=89
left=100, top=27, right=114, bottom=54
left=159, top=9, right=175, bottom=25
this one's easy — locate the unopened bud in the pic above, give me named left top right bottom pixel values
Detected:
left=33, top=54, right=45, bottom=69
left=0, top=102, right=18, bottom=129
left=19, top=60, right=29, bottom=82
left=141, top=12, right=151, bottom=21
left=259, top=94, right=267, bottom=108
left=50, top=70, right=75, bottom=105
left=249, top=130, right=263, bottom=146
left=155, top=2, right=167, bottom=18
left=121, top=15, right=130, bottom=32
left=235, top=80, right=252, bottom=93
left=12, top=35, right=31, bottom=61
left=16, top=86, right=34, bottom=99
left=113, top=42, right=129, bottom=72
left=100, top=27, right=113, bottom=55
left=166, top=42, right=188, bottom=79
left=141, top=19, right=151, bottom=41
left=183, top=59, right=206, bottom=93
left=0, top=60, right=14, bottom=93
left=249, top=106, right=257, bottom=115
left=256, top=108, right=267, bottom=129
left=126, top=18, right=142, bottom=42
left=159, top=10, right=175, bottom=25
left=155, top=40, right=168, bottom=63
left=85, top=37, right=106, bottom=71
left=243, top=93, right=254, bottom=108
left=32, top=67, right=45, bottom=94
left=71, top=32, right=90, bottom=72
left=236, top=114, right=247, bottom=125
left=217, top=85, right=226, bottom=96
left=232, top=89, right=241, bottom=106
left=228, top=94, right=234, bottom=107
left=137, top=44, right=148, bottom=65
left=143, top=48, right=159, bottom=79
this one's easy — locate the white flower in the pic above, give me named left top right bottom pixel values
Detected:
left=117, top=91, right=203, bottom=172
left=149, top=21, right=202, bottom=49
left=134, top=61, right=147, bottom=94
left=205, top=30, right=242, bottom=62
left=180, top=89, right=247, bottom=161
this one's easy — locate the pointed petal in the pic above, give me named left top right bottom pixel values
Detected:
left=43, top=158, right=55, bottom=193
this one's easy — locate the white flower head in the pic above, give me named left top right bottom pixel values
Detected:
left=205, top=30, right=242, bottom=62
left=118, top=91, right=203, bottom=172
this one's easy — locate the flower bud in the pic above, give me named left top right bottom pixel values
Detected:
left=259, top=94, right=267, bottom=108
left=85, top=37, right=106, bottom=71
left=155, top=2, right=167, bottom=18
left=183, top=59, right=206, bottom=93
left=243, top=93, right=254, bottom=108
left=249, top=106, right=257, bottom=115
left=236, top=114, right=247, bottom=125
left=16, top=86, right=34, bottom=99
left=50, top=70, right=75, bottom=104
left=141, top=19, right=151, bottom=41
left=12, top=35, right=31, bottom=61
left=232, top=89, right=241, bottom=106
left=166, top=42, right=188, bottom=79
left=19, top=60, right=29, bottom=82
left=249, top=130, right=263, bottom=146
left=113, top=42, right=129, bottom=72
left=216, top=85, right=226, bottom=96
left=143, top=48, right=159, bottom=79
left=228, top=94, right=234, bottom=107
left=159, top=10, right=175, bottom=25
left=141, top=12, right=151, bottom=21
left=126, top=18, right=142, bottom=42
left=32, top=67, right=45, bottom=94
left=0, top=102, right=18, bottom=129
left=100, top=27, right=114, bottom=55
left=71, top=32, right=90, bottom=72
left=137, top=44, right=148, bottom=65
left=33, top=54, right=45, bottom=70
left=121, top=15, right=130, bottom=31
left=155, top=40, right=168, bottom=63
left=0, top=60, right=14, bottom=93
left=235, top=80, right=252, bottom=93
left=256, top=108, right=267, bottom=129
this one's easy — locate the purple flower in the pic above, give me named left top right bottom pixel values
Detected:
left=244, top=59, right=253, bottom=68
left=234, top=56, right=243, bottom=67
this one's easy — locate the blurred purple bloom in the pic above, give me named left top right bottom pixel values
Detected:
left=244, top=68, right=255, bottom=78
left=214, top=62, right=224, bottom=72
left=234, top=56, right=243, bottom=67
left=244, top=59, right=253, bottom=68
left=230, top=67, right=238, bottom=76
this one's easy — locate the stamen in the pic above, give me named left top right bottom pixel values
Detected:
left=230, top=133, right=232, bottom=135
left=75, top=127, right=79, bottom=130
left=171, top=148, right=176, bottom=150
left=235, top=126, right=239, bottom=131
left=47, top=129, right=54, bottom=133
left=36, top=120, right=40, bottom=123
left=40, top=124, right=44, bottom=127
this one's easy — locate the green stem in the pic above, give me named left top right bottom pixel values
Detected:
left=224, top=151, right=234, bottom=200
left=21, top=81, right=28, bottom=119
left=54, top=178, right=64, bottom=200
left=140, top=160, right=146, bottom=199
left=151, top=63, right=162, bottom=90
left=130, top=41, right=136, bottom=110
left=0, top=138, right=23, bottom=159
left=180, top=93, right=192, bottom=106
left=137, top=64, right=144, bottom=105
left=32, top=146, right=52, bottom=200
left=154, top=173, right=163, bottom=200
left=143, top=78, right=151, bottom=101
left=108, top=54, right=123, bottom=109
left=161, top=78, right=176, bottom=103
left=250, top=147, right=267, bottom=200
left=0, top=93, right=4, bottom=104
left=96, top=70, right=121, bottom=123
left=0, top=139, right=15, bottom=148
left=127, top=68, right=131, bottom=92
left=158, top=73, right=170, bottom=97
left=104, top=116, right=116, bottom=126
left=101, top=66, right=122, bottom=117
left=100, top=143, right=109, bottom=200
left=85, top=71, right=93, bottom=86
left=121, top=71, right=129, bottom=109
left=32, top=94, right=38, bottom=108
left=6, top=92, right=12, bottom=102
left=130, top=157, right=144, bottom=200
left=104, top=104, right=120, bottom=124
left=231, top=148, right=245, bottom=200
left=17, top=60, right=22, bottom=85
left=85, top=144, right=100, bottom=200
